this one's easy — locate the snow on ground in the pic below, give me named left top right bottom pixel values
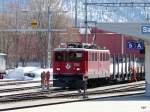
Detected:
left=5, top=67, right=53, bottom=81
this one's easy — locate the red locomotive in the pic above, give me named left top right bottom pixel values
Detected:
left=53, top=42, right=110, bottom=88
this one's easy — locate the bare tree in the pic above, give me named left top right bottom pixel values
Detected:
left=26, top=0, right=74, bottom=67
left=0, top=0, right=75, bottom=68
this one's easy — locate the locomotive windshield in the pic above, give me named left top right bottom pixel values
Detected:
left=55, top=52, right=64, bottom=61
left=68, top=52, right=82, bottom=61
left=55, top=52, right=83, bottom=61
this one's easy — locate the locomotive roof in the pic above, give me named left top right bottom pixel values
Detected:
left=54, top=47, right=110, bottom=52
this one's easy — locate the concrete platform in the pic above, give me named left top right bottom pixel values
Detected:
left=97, top=94, right=150, bottom=101
left=2, top=94, right=150, bottom=112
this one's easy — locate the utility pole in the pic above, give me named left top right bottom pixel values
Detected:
left=47, top=2, right=68, bottom=68
left=85, top=0, right=88, bottom=43
left=75, top=0, right=78, bottom=27
left=15, top=0, right=19, bottom=67
left=47, top=5, right=52, bottom=68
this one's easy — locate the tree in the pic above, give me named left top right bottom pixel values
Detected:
left=0, top=0, right=75, bottom=68
left=26, top=0, right=74, bottom=67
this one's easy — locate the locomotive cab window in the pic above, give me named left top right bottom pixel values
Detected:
left=68, top=52, right=83, bottom=61
left=55, top=52, right=64, bottom=61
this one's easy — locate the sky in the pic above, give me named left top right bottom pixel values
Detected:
left=0, top=0, right=27, bottom=12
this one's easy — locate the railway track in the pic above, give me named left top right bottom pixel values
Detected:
left=0, top=81, right=145, bottom=103
left=0, top=86, right=40, bottom=94
left=0, top=81, right=145, bottom=111
left=0, top=83, right=41, bottom=93
left=0, top=88, right=69, bottom=102
left=86, top=83, right=144, bottom=96
left=0, top=80, right=40, bottom=86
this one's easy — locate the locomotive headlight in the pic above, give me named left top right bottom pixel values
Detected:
left=76, top=68, right=80, bottom=71
left=56, top=68, right=60, bottom=71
